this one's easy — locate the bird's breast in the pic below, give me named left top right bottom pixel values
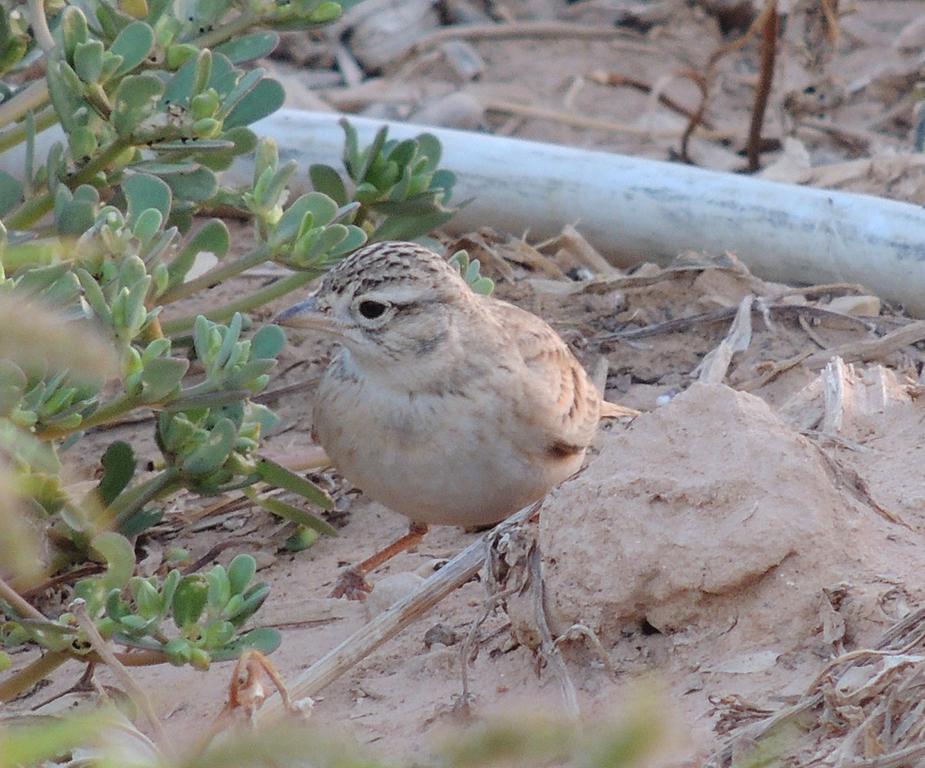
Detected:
left=311, top=366, right=580, bottom=527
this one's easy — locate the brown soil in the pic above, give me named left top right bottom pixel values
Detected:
left=7, top=1, right=925, bottom=765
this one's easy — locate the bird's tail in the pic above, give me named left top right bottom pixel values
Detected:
left=599, top=400, right=641, bottom=419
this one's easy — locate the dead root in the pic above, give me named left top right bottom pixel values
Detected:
left=193, top=650, right=311, bottom=754
left=708, top=604, right=925, bottom=768
left=459, top=509, right=590, bottom=719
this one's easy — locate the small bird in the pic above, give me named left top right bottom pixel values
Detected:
left=276, top=241, right=634, bottom=598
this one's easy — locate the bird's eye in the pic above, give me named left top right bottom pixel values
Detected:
left=358, top=300, right=388, bottom=319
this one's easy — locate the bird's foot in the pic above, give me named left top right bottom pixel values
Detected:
left=329, top=567, right=373, bottom=600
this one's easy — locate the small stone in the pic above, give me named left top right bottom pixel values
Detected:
left=825, top=295, right=881, bottom=317
left=410, top=92, right=485, bottom=131
left=423, top=623, right=459, bottom=649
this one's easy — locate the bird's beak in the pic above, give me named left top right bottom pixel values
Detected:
left=274, top=297, right=341, bottom=334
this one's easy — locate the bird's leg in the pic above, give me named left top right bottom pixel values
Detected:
left=329, top=522, right=429, bottom=600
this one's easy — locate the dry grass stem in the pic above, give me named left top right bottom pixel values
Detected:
left=710, top=603, right=925, bottom=766
left=805, top=320, right=925, bottom=367
left=257, top=502, right=541, bottom=721
left=71, top=599, right=170, bottom=752
left=406, top=21, right=649, bottom=58
left=482, top=99, right=735, bottom=143
left=586, top=70, right=715, bottom=129
left=746, top=1, right=778, bottom=171
left=739, top=350, right=813, bottom=391
left=0, top=576, right=46, bottom=622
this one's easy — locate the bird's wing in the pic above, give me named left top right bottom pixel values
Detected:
left=492, top=301, right=601, bottom=459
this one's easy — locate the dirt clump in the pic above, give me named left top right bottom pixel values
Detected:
left=541, top=382, right=914, bottom=651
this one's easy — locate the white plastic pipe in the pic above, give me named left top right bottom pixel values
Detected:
left=8, top=109, right=925, bottom=314
left=235, top=109, right=925, bottom=316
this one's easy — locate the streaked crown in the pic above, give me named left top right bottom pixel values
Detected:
left=319, top=241, right=467, bottom=300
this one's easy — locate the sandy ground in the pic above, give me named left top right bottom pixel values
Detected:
left=11, top=236, right=925, bottom=764
left=6, top=1, right=925, bottom=765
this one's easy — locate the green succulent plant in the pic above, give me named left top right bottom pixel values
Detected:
left=448, top=250, right=494, bottom=295
left=1, top=533, right=278, bottom=674
left=0, top=0, right=459, bottom=728
left=310, top=118, right=459, bottom=241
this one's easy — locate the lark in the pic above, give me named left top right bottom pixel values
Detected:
left=276, top=241, right=635, bottom=598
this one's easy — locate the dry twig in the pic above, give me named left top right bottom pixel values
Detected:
left=405, top=21, right=650, bottom=59
left=586, top=70, right=714, bottom=130
left=709, top=604, right=925, bottom=767
left=257, top=502, right=542, bottom=721
left=482, top=99, right=717, bottom=140
left=587, top=68, right=712, bottom=162
left=191, top=650, right=310, bottom=756
left=461, top=513, right=580, bottom=717
left=746, top=1, right=778, bottom=171
left=595, top=301, right=875, bottom=344
left=738, top=350, right=813, bottom=391
left=805, top=320, right=925, bottom=367
left=71, top=599, right=169, bottom=752
left=0, top=575, right=47, bottom=621
left=676, top=69, right=710, bottom=163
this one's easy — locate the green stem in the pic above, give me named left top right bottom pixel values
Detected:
left=0, top=651, right=70, bottom=703
left=0, top=105, right=58, bottom=154
left=353, top=204, right=370, bottom=230
left=190, top=12, right=261, bottom=49
left=80, top=395, right=141, bottom=430
left=5, top=137, right=132, bottom=230
left=166, top=388, right=252, bottom=411
left=4, top=193, right=54, bottom=232
left=109, top=466, right=183, bottom=530
left=70, top=136, right=133, bottom=186
left=80, top=394, right=138, bottom=429
left=160, top=270, right=319, bottom=335
left=159, top=243, right=272, bottom=305
left=37, top=392, right=140, bottom=441
left=0, top=646, right=170, bottom=703
left=0, top=80, right=50, bottom=130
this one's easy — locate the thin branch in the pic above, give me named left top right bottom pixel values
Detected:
left=159, top=244, right=272, bottom=305
left=0, top=104, right=57, bottom=154
left=20, top=564, right=103, bottom=600
left=0, top=575, right=46, bottom=621
left=676, top=69, right=709, bottom=163
left=407, top=21, right=649, bottom=59
left=160, top=270, right=318, bottom=335
left=257, top=501, right=542, bottom=721
left=587, top=70, right=715, bottom=129
left=71, top=599, right=170, bottom=752
left=746, top=0, right=778, bottom=172
left=594, top=299, right=876, bottom=343
left=483, top=99, right=731, bottom=141
left=707, top=0, right=776, bottom=70
left=819, top=0, right=840, bottom=49
left=805, top=319, right=925, bottom=368
left=0, top=643, right=169, bottom=704
left=0, top=651, right=70, bottom=703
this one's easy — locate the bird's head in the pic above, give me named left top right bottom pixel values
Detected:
left=275, top=241, right=476, bottom=375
